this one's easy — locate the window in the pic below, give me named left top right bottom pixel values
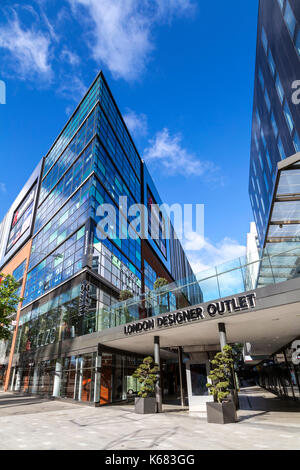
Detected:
left=266, top=149, right=272, bottom=173
left=13, top=260, right=27, bottom=281
left=284, top=1, right=296, bottom=39
left=264, top=172, right=269, bottom=192
left=264, top=88, right=271, bottom=112
left=268, top=49, right=276, bottom=77
left=6, top=185, right=36, bottom=253
left=275, top=75, right=284, bottom=104
left=261, top=128, right=267, bottom=149
left=296, top=30, right=300, bottom=58
left=256, top=109, right=261, bottom=128
left=257, top=178, right=262, bottom=196
left=258, top=152, right=264, bottom=171
left=284, top=101, right=294, bottom=133
left=277, top=0, right=284, bottom=10
left=258, top=68, right=264, bottom=90
left=261, top=27, right=268, bottom=53
left=294, top=131, right=300, bottom=153
left=254, top=132, right=259, bottom=151
left=271, top=113, right=278, bottom=138
left=278, top=137, right=286, bottom=160
left=261, top=196, right=266, bottom=214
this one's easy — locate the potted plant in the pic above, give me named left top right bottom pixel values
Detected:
left=206, top=345, right=237, bottom=424
left=132, top=356, right=159, bottom=414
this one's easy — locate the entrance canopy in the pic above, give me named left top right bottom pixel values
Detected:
left=97, top=276, right=300, bottom=358
left=258, top=152, right=300, bottom=287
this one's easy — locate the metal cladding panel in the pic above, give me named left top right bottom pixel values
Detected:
left=0, top=160, right=43, bottom=270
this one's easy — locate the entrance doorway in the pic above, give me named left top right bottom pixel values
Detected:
left=186, top=357, right=213, bottom=414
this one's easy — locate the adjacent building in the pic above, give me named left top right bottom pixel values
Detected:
left=249, top=0, right=300, bottom=290
left=249, top=0, right=300, bottom=245
left=0, top=72, right=200, bottom=402
left=247, top=0, right=300, bottom=399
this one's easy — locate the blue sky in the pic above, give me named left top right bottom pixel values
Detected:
left=0, top=0, right=259, bottom=273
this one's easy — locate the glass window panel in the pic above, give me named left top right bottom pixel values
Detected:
left=197, top=269, right=220, bottom=303
left=277, top=0, right=284, bottom=10
left=261, top=26, right=268, bottom=53
left=258, top=68, right=264, bottom=90
left=277, top=169, right=300, bottom=195
left=268, top=224, right=300, bottom=238
left=272, top=200, right=300, bottom=222
left=276, top=75, right=284, bottom=104
left=296, top=30, right=300, bottom=58
left=294, top=131, right=300, bottom=153
left=218, top=269, right=245, bottom=298
left=278, top=137, right=286, bottom=160
left=264, top=88, right=271, bottom=111
left=284, top=1, right=296, bottom=39
left=271, top=113, right=278, bottom=138
left=268, top=49, right=276, bottom=77
left=284, top=101, right=294, bottom=133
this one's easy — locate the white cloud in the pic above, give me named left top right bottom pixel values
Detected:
left=57, top=75, right=87, bottom=104
left=123, top=109, right=148, bottom=137
left=183, top=234, right=246, bottom=274
left=143, top=128, right=218, bottom=177
left=0, top=183, right=6, bottom=193
left=68, top=0, right=196, bottom=81
left=155, top=0, right=196, bottom=20
left=0, top=10, right=52, bottom=80
left=60, top=48, right=80, bottom=66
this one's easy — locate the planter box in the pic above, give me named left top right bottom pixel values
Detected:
left=135, top=397, right=157, bottom=414
left=206, top=401, right=237, bottom=424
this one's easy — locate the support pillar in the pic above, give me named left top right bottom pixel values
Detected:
left=32, top=366, right=39, bottom=394
left=178, top=346, right=185, bottom=408
left=218, top=322, right=227, bottom=350
left=9, top=367, right=16, bottom=392
left=94, top=354, right=101, bottom=403
left=52, top=360, right=62, bottom=398
left=15, top=367, right=22, bottom=392
left=154, top=336, right=162, bottom=413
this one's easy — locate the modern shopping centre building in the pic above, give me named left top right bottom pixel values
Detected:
left=0, top=0, right=299, bottom=412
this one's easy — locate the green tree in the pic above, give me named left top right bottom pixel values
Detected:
left=119, top=290, right=134, bottom=301
left=206, top=345, right=234, bottom=403
left=153, top=277, right=168, bottom=290
left=0, top=274, right=23, bottom=341
left=132, top=356, right=159, bottom=398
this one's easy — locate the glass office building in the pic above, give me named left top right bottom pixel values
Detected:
left=1, top=72, right=200, bottom=403
left=249, top=0, right=300, bottom=246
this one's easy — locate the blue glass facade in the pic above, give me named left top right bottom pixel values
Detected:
left=249, top=0, right=300, bottom=245
left=3, top=70, right=198, bottom=375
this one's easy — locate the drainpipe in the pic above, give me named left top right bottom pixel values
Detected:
left=218, top=323, right=227, bottom=350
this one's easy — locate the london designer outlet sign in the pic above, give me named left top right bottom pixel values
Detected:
left=124, top=293, right=256, bottom=336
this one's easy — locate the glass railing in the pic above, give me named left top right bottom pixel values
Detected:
left=97, top=245, right=300, bottom=331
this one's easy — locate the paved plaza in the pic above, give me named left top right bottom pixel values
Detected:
left=0, top=387, right=300, bottom=450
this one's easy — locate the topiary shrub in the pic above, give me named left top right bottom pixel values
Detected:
left=206, top=345, right=234, bottom=403
left=132, top=356, right=159, bottom=398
